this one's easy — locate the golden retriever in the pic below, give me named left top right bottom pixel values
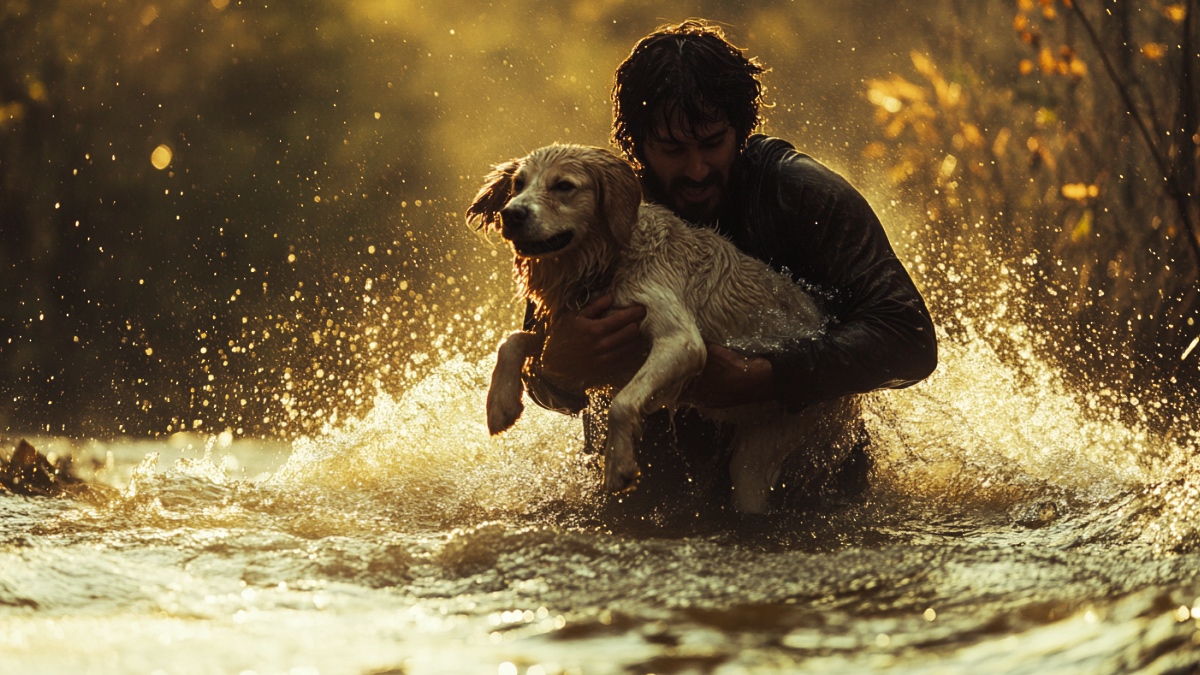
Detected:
left=467, top=144, right=857, bottom=513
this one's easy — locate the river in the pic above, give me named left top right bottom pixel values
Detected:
left=2, top=330, right=1199, bottom=675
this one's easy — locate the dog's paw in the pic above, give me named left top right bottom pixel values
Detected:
left=602, top=438, right=641, bottom=493
left=486, top=386, right=524, bottom=435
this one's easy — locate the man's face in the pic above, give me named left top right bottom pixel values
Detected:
left=641, top=113, right=737, bottom=224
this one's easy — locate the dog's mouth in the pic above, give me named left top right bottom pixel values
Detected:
left=511, top=231, right=575, bottom=257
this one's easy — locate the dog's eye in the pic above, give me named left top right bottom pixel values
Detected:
left=552, top=180, right=575, bottom=192
left=512, top=177, right=525, bottom=194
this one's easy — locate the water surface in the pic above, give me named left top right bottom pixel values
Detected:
left=2, top=337, right=1199, bottom=674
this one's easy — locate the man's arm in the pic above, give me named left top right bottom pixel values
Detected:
left=521, top=295, right=647, bottom=415
left=681, top=343, right=774, bottom=408
left=762, top=154, right=938, bottom=412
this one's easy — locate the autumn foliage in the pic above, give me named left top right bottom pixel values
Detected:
left=865, top=0, right=1199, bottom=409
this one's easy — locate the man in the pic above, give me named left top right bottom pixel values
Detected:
left=522, top=20, right=937, bottom=508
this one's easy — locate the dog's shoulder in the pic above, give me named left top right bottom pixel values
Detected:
left=613, top=203, right=746, bottom=302
left=627, top=203, right=678, bottom=248
left=627, top=203, right=727, bottom=252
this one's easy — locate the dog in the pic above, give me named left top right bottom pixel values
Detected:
left=467, top=144, right=858, bottom=513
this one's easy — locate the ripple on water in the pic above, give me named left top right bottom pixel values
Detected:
left=2, top=340, right=1200, bottom=673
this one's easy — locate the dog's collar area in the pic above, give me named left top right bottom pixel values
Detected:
left=513, top=231, right=574, bottom=257
left=567, top=272, right=615, bottom=311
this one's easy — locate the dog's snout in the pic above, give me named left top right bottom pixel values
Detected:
left=500, top=204, right=530, bottom=234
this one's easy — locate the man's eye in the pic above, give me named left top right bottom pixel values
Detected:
left=552, top=180, right=575, bottom=192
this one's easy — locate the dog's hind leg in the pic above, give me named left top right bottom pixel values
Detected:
left=605, top=299, right=706, bottom=492
left=728, top=419, right=794, bottom=513
left=729, top=398, right=862, bottom=512
left=486, top=330, right=543, bottom=435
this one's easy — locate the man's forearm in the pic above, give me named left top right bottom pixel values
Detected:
left=684, top=344, right=775, bottom=408
left=765, top=297, right=937, bottom=412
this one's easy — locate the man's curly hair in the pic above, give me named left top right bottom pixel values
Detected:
left=612, top=20, right=766, bottom=169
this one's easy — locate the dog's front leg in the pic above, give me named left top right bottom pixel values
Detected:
left=604, top=302, right=706, bottom=491
left=486, top=330, right=543, bottom=435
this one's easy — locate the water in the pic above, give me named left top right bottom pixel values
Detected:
left=2, top=334, right=1200, bottom=675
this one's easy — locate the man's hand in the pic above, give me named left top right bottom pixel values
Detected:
left=682, top=343, right=775, bottom=409
left=538, top=294, right=647, bottom=391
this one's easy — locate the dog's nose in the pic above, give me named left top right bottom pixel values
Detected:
left=500, top=204, right=530, bottom=233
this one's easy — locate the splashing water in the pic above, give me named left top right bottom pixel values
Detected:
left=873, top=335, right=1147, bottom=502
left=2, top=325, right=1200, bottom=674
left=273, top=355, right=599, bottom=526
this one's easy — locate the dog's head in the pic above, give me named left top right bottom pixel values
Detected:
left=466, top=145, right=641, bottom=259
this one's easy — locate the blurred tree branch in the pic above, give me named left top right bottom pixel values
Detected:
left=1067, top=0, right=1200, bottom=267
left=864, top=0, right=1200, bottom=409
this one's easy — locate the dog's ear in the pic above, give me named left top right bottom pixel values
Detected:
left=466, top=159, right=520, bottom=232
left=588, top=148, right=642, bottom=246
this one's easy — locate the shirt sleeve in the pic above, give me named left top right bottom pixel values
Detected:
left=761, top=154, right=938, bottom=413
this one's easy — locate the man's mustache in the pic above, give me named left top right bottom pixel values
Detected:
left=670, top=174, right=722, bottom=193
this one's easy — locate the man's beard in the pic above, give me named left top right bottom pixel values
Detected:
left=642, top=171, right=725, bottom=225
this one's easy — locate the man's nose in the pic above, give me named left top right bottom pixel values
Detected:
left=683, top=150, right=708, bottom=182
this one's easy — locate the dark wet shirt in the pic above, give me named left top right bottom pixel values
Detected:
left=523, top=134, right=938, bottom=415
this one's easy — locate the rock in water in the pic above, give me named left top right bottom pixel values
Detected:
left=0, top=439, right=84, bottom=497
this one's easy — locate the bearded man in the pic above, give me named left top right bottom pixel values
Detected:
left=522, top=20, right=937, bottom=511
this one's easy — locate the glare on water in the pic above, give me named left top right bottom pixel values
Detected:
left=2, top=314, right=1200, bottom=674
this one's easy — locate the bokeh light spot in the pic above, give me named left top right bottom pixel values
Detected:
left=150, top=145, right=172, bottom=170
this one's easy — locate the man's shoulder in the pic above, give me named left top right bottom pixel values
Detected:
left=744, top=134, right=805, bottom=175
left=743, top=134, right=862, bottom=203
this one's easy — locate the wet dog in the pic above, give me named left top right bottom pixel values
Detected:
left=468, top=145, right=856, bottom=513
